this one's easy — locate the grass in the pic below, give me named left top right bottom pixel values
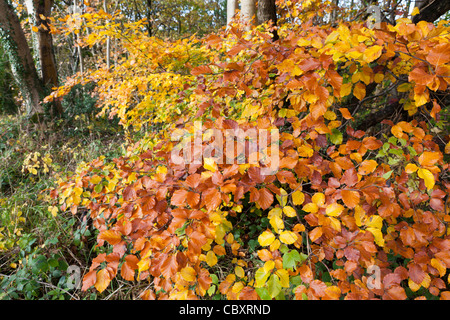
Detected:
left=0, top=113, right=125, bottom=300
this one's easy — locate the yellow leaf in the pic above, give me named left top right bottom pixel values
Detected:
left=408, top=278, right=421, bottom=292
left=367, top=227, right=385, bottom=247
left=431, top=258, right=446, bottom=277
left=268, top=207, right=283, bottom=219
left=303, top=202, right=319, bottom=213
left=270, top=215, right=285, bottom=233
left=363, top=45, right=383, bottom=63
left=283, top=206, right=297, bottom=218
left=263, top=260, right=275, bottom=273
left=411, top=7, right=420, bottom=16
left=292, top=190, right=305, bottom=205
left=340, top=82, right=352, bottom=97
left=417, top=168, right=435, bottom=190
left=312, top=193, right=325, bottom=206
left=366, top=215, right=383, bottom=230
left=156, top=165, right=168, bottom=175
left=180, top=266, right=196, bottom=282
left=279, top=231, right=298, bottom=245
left=32, top=26, right=39, bottom=32
left=235, top=266, right=245, bottom=278
left=325, top=203, right=344, bottom=217
left=328, top=216, right=341, bottom=232
left=48, top=206, right=58, bottom=217
left=206, top=250, right=218, bottom=267
left=270, top=238, right=281, bottom=251
left=258, top=230, right=276, bottom=247
left=405, top=163, right=419, bottom=173
left=204, top=157, right=217, bottom=172
left=276, top=188, right=288, bottom=207
left=353, top=82, right=366, bottom=101
left=275, top=269, right=290, bottom=287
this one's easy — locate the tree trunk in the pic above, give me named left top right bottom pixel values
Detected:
left=257, top=0, right=278, bottom=40
left=227, top=0, right=239, bottom=26
left=0, top=0, right=43, bottom=116
left=412, top=0, right=450, bottom=23
left=241, top=0, right=256, bottom=31
left=31, top=0, right=63, bottom=115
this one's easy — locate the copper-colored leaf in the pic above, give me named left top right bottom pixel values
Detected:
left=81, top=270, right=97, bottom=291
left=257, top=187, right=274, bottom=210
left=202, top=188, right=222, bottom=211
left=123, top=186, right=136, bottom=201
left=341, top=190, right=360, bottom=208
left=341, top=167, right=358, bottom=187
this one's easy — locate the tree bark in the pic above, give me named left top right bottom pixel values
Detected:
left=31, top=0, right=63, bottom=115
left=227, top=0, right=239, bottom=26
left=241, top=0, right=256, bottom=31
left=412, top=0, right=450, bottom=23
left=257, top=0, right=278, bottom=40
left=0, top=0, right=44, bottom=116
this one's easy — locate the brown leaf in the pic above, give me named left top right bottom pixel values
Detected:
left=409, top=263, right=426, bottom=284
left=257, top=187, right=274, bottom=210
left=387, top=285, right=407, bottom=300
left=341, top=167, right=358, bottom=187
left=123, top=186, right=137, bottom=201
left=191, top=65, right=213, bottom=76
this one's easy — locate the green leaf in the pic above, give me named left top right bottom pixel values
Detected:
left=255, top=267, right=271, bottom=288
left=329, top=128, right=343, bottom=145
left=267, top=274, right=282, bottom=299
left=382, top=170, right=393, bottom=180
left=283, top=250, right=307, bottom=270
left=255, top=287, right=271, bottom=300
left=94, top=183, right=103, bottom=193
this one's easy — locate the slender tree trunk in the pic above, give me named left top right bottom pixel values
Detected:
left=28, top=0, right=62, bottom=115
left=103, top=0, right=111, bottom=69
left=241, top=0, right=256, bottom=31
left=257, top=0, right=278, bottom=40
left=227, top=0, right=239, bottom=26
left=0, top=0, right=43, bottom=116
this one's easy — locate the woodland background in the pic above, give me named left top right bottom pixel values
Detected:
left=0, top=0, right=449, bottom=300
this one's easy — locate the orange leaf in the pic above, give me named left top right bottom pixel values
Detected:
left=160, top=254, right=178, bottom=279
left=257, top=187, right=274, bottom=210
left=95, top=269, right=111, bottom=293
left=339, top=108, right=353, bottom=120
left=309, top=227, right=323, bottom=242
left=81, top=270, right=97, bottom=291
left=123, top=186, right=136, bottom=201
left=191, top=65, right=213, bottom=76
left=99, top=229, right=122, bottom=245
left=353, top=82, right=366, bottom=101
left=426, top=43, right=450, bottom=66
left=341, top=190, right=360, bottom=208
left=430, top=100, right=441, bottom=120
left=202, top=188, right=222, bottom=211
left=358, top=160, right=377, bottom=175
left=171, top=189, right=189, bottom=207
left=341, top=168, right=358, bottom=187
left=418, top=151, right=440, bottom=167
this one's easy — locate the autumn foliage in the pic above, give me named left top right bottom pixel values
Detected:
left=48, top=0, right=450, bottom=300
